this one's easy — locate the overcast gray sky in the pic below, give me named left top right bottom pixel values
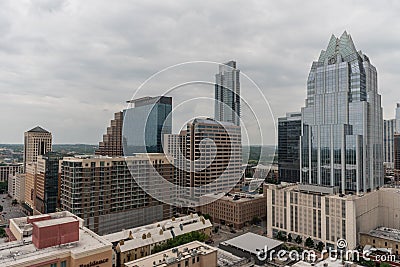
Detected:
left=1, top=0, right=400, bottom=144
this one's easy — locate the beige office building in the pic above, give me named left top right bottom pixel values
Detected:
left=265, top=183, right=400, bottom=250
left=24, top=162, right=37, bottom=211
left=23, top=126, right=52, bottom=170
left=124, top=241, right=218, bottom=267
left=198, top=192, right=266, bottom=229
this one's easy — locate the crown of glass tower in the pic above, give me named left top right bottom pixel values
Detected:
left=300, top=31, right=383, bottom=193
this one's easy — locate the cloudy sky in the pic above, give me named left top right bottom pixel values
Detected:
left=1, top=0, right=400, bottom=144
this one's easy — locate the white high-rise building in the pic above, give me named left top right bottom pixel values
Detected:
left=384, top=119, right=396, bottom=166
left=215, top=61, right=241, bottom=126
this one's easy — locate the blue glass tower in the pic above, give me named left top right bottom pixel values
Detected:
left=300, top=32, right=383, bottom=193
left=123, top=96, right=172, bottom=154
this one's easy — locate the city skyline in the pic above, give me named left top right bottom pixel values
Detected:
left=1, top=1, right=400, bottom=143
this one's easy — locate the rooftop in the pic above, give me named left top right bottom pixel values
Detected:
left=364, top=227, right=400, bottom=243
left=0, top=212, right=111, bottom=266
left=220, top=233, right=283, bottom=255
left=26, top=126, right=50, bottom=133
left=292, top=259, right=361, bottom=267
left=124, top=241, right=217, bottom=267
left=217, top=249, right=248, bottom=267
left=103, top=214, right=212, bottom=252
left=201, top=192, right=265, bottom=203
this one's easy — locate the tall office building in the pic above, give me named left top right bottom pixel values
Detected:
left=35, top=152, right=64, bottom=213
left=186, top=118, right=242, bottom=204
left=23, top=126, right=52, bottom=170
left=384, top=119, right=396, bottom=166
left=394, top=134, right=400, bottom=183
left=396, top=103, right=400, bottom=133
left=59, top=155, right=174, bottom=235
left=300, top=32, right=383, bottom=193
left=163, top=119, right=242, bottom=206
left=96, top=96, right=172, bottom=156
left=164, top=131, right=188, bottom=204
left=24, top=162, right=37, bottom=212
left=215, top=61, right=240, bottom=126
left=123, top=96, right=172, bottom=154
left=278, top=112, right=302, bottom=183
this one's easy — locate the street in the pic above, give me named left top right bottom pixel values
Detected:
left=0, top=194, right=25, bottom=226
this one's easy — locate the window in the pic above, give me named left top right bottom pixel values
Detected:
left=61, top=261, right=67, bottom=267
left=51, top=264, right=57, bottom=267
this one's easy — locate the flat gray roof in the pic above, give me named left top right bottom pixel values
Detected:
left=221, top=233, right=282, bottom=254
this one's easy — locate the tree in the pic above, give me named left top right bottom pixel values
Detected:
left=251, top=216, right=261, bottom=225
left=287, top=233, right=293, bottom=243
left=380, top=263, right=391, bottom=267
left=305, top=237, right=314, bottom=248
left=12, top=199, right=18, bottom=206
left=202, top=214, right=212, bottom=221
left=0, top=205, right=3, bottom=212
left=213, top=226, right=219, bottom=234
left=0, top=227, right=6, bottom=238
left=295, top=235, right=303, bottom=244
left=316, top=241, right=324, bottom=251
left=151, top=231, right=208, bottom=254
left=276, top=231, right=287, bottom=242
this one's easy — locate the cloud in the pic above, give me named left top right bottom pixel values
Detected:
left=0, top=0, right=400, bottom=143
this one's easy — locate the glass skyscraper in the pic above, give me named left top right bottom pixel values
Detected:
left=215, top=61, right=241, bottom=126
left=300, top=31, right=383, bottom=193
left=123, top=96, right=172, bottom=154
left=278, top=112, right=302, bottom=183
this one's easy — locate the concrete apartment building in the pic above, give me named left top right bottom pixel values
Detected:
left=198, top=192, right=266, bottom=229
left=265, top=183, right=400, bottom=250
left=103, top=213, right=212, bottom=267
left=8, top=173, right=25, bottom=202
left=124, top=241, right=218, bottom=267
left=23, top=126, right=52, bottom=170
left=2, top=211, right=112, bottom=267
left=0, top=163, right=23, bottom=182
left=59, top=154, right=174, bottom=235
